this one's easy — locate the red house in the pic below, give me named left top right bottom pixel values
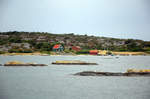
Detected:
left=89, top=50, right=98, bottom=55
left=72, top=46, right=81, bottom=51
left=53, top=44, right=64, bottom=52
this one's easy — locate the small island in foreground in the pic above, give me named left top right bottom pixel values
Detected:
left=74, top=69, right=150, bottom=77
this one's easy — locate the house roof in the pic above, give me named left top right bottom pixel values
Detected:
left=89, top=50, right=98, bottom=53
left=72, top=46, right=81, bottom=51
left=53, top=44, right=61, bottom=49
left=72, top=46, right=81, bottom=49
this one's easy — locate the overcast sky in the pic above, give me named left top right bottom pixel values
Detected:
left=0, top=0, right=150, bottom=41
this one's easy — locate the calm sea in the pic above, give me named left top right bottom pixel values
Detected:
left=0, top=56, right=150, bottom=99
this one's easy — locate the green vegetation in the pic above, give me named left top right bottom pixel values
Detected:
left=0, top=51, right=5, bottom=54
left=0, top=31, right=150, bottom=53
left=76, top=50, right=90, bottom=55
left=106, top=51, right=112, bottom=55
left=34, top=42, right=52, bottom=51
left=40, top=51, right=51, bottom=55
left=8, top=48, right=33, bottom=53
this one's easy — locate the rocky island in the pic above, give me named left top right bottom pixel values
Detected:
left=52, top=60, right=98, bottom=65
left=74, top=69, right=150, bottom=77
left=4, top=61, right=47, bottom=66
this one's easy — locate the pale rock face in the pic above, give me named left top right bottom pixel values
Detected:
left=6, top=61, right=24, bottom=64
left=127, top=69, right=150, bottom=73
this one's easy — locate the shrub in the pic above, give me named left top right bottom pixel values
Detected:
left=76, top=50, right=89, bottom=54
left=0, top=51, right=5, bottom=54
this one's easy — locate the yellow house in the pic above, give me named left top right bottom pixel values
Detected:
left=98, top=50, right=107, bottom=55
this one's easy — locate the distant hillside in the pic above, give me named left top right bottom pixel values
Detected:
left=0, top=31, right=150, bottom=53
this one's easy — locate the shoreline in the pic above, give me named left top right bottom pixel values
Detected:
left=0, top=54, right=150, bottom=57
left=0, top=51, right=149, bottom=56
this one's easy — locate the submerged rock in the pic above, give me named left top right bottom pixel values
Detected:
left=52, top=60, right=98, bottom=65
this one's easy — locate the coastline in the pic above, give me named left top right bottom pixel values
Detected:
left=0, top=51, right=149, bottom=56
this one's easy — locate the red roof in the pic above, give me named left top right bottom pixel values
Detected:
left=90, top=50, right=98, bottom=53
left=53, top=44, right=61, bottom=49
left=72, top=46, right=81, bottom=51
left=89, top=50, right=98, bottom=55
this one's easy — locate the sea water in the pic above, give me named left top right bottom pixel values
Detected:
left=0, top=56, right=150, bottom=99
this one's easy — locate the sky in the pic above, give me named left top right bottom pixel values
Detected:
left=0, top=0, right=150, bottom=41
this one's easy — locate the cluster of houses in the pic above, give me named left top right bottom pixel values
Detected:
left=52, top=45, right=146, bottom=56
left=52, top=44, right=81, bottom=52
left=52, top=44, right=108, bottom=55
left=89, top=50, right=108, bottom=55
left=0, top=42, right=109, bottom=55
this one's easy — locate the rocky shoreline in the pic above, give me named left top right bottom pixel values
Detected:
left=0, top=51, right=149, bottom=56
